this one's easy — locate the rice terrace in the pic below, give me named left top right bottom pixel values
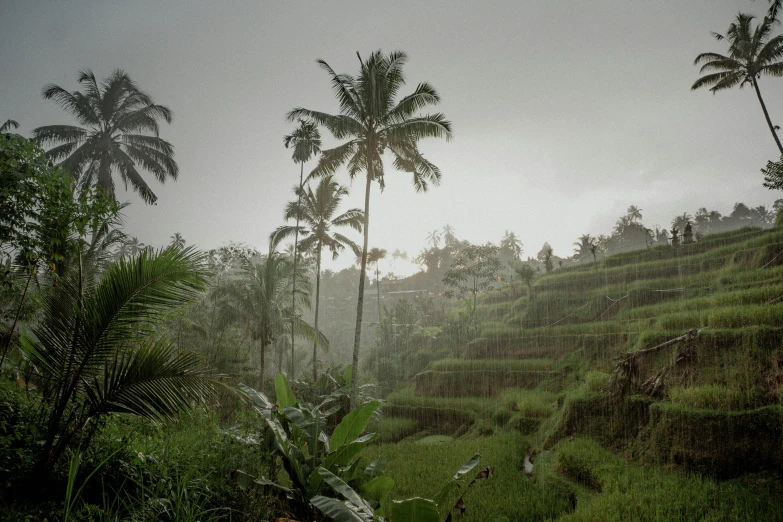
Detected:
left=4, top=1, right=783, bottom=520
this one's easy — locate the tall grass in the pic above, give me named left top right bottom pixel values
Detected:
left=549, top=438, right=783, bottom=521
left=429, top=358, right=555, bottom=372
left=656, top=303, right=783, bottom=329
left=363, top=432, right=572, bottom=521
left=500, top=389, right=558, bottom=418
left=668, top=384, right=753, bottom=411
left=386, top=387, right=503, bottom=417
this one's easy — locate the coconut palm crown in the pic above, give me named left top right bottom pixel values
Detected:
left=288, top=50, right=451, bottom=407
left=32, top=69, right=177, bottom=204
left=692, top=12, right=783, bottom=153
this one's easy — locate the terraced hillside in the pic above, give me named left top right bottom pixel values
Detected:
left=385, top=226, right=783, bottom=477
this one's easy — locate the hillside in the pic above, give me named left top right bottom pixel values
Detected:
left=383, top=226, right=783, bottom=478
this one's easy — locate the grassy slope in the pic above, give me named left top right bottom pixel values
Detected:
left=376, top=226, right=783, bottom=520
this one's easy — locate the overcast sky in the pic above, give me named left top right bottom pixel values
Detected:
left=2, top=0, right=781, bottom=275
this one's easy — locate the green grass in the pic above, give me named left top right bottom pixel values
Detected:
left=500, top=389, right=558, bottom=418
left=386, top=387, right=503, bottom=418
left=362, top=432, right=572, bottom=521
left=369, top=416, right=419, bottom=443
left=547, top=438, right=783, bottom=521
left=584, top=371, right=610, bottom=392
left=656, top=303, right=783, bottom=330
left=414, top=434, right=453, bottom=445
left=622, top=283, right=783, bottom=321
left=429, top=358, right=555, bottom=372
left=668, top=384, right=753, bottom=411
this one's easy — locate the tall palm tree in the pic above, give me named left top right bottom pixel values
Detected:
left=366, top=247, right=387, bottom=339
left=626, top=205, right=643, bottom=223
left=170, top=232, right=186, bottom=249
left=283, top=119, right=322, bottom=378
left=215, top=249, right=326, bottom=385
left=32, top=69, right=177, bottom=204
left=273, top=175, right=362, bottom=380
left=426, top=229, right=441, bottom=249
left=500, top=230, right=523, bottom=260
left=125, top=236, right=145, bottom=257
left=391, top=249, right=407, bottom=261
left=442, top=224, right=456, bottom=246
left=1, top=119, right=19, bottom=133
left=692, top=12, right=783, bottom=154
left=288, top=50, right=451, bottom=407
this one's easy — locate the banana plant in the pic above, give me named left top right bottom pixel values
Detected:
left=237, top=375, right=491, bottom=521
left=235, top=375, right=391, bottom=520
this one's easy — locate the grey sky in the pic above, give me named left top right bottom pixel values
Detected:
left=1, top=0, right=780, bottom=274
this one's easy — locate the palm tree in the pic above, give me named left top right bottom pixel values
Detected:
left=627, top=205, right=643, bottom=223
left=671, top=212, right=693, bottom=232
left=288, top=50, right=451, bottom=407
left=283, top=119, right=322, bottom=378
left=32, top=69, right=177, bottom=204
left=273, top=175, right=362, bottom=380
left=442, top=224, right=457, bottom=246
left=573, top=234, right=597, bottom=262
left=170, top=232, right=186, bottom=249
left=23, top=247, right=223, bottom=476
left=125, top=236, right=145, bottom=256
left=215, top=249, right=326, bottom=385
left=500, top=230, right=523, bottom=260
left=692, top=12, right=783, bottom=154
left=1, top=119, right=19, bottom=133
left=366, top=247, right=387, bottom=339
left=426, top=229, right=441, bottom=249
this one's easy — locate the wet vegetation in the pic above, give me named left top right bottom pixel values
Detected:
left=5, top=2, right=783, bottom=521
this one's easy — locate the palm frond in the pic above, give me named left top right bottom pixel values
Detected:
left=83, top=339, right=222, bottom=422
left=31, top=125, right=88, bottom=147
left=307, top=141, right=359, bottom=181
left=287, top=109, right=363, bottom=140
left=316, top=59, right=362, bottom=118
left=384, top=114, right=453, bottom=141
left=84, top=247, right=210, bottom=354
left=41, top=84, right=100, bottom=126
left=691, top=71, right=743, bottom=91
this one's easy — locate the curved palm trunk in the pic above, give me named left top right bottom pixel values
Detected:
left=350, top=170, right=373, bottom=409
left=290, top=161, right=304, bottom=377
left=752, top=78, right=783, bottom=155
left=312, top=244, right=322, bottom=382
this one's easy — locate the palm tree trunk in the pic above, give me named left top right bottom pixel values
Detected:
left=291, top=161, right=304, bottom=377
left=376, top=266, right=382, bottom=338
left=312, top=244, right=322, bottom=382
left=260, top=340, right=266, bottom=388
left=350, top=169, right=373, bottom=409
left=471, top=279, right=478, bottom=326
left=753, top=78, right=783, bottom=155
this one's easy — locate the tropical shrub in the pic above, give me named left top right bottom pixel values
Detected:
left=237, top=375, right=490, bottom=521
left=19, top=247, right=224, bottom=479
left=235, top=375, right=389, bottom=520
